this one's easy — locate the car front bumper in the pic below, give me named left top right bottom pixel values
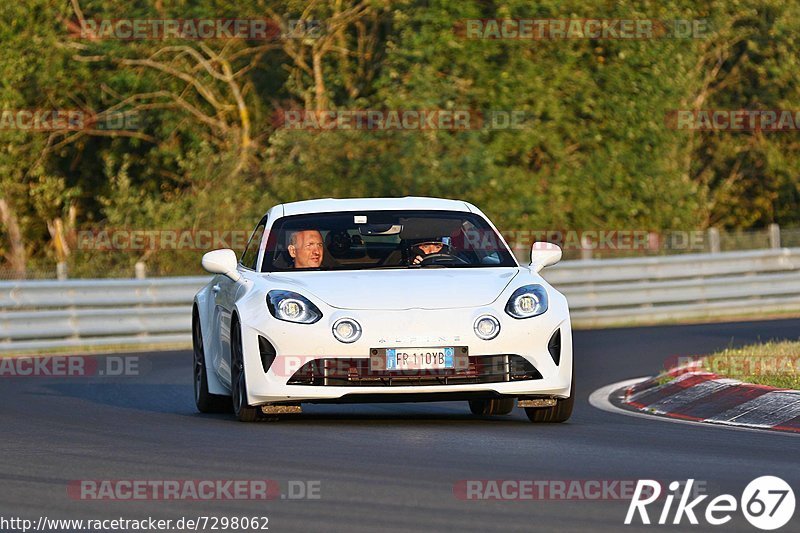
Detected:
left=237, top=296, right=573, bottom=405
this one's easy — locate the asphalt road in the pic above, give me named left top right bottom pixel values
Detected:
left=1, top=319, right=798, bottom=533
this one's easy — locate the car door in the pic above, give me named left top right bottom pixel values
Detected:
left=211, top=274, right=238, bottom=389
left=214, top=218, right=267, bottom=387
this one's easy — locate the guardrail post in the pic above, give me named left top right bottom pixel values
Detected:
left=56, top=262, right=68, bottom=280
left=768, top=223, right=781, bottom=249
left=134, top=262, right=147, bottom=279
left=707, top=228, right=720, bottom=254
left=580, top=234, right=593, bottom=260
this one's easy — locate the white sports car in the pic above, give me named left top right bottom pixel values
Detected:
left=193, top=197, right=573, bottom=422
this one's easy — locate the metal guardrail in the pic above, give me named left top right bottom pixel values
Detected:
left=540, top=248, right=800, bottom=327
left=2, top=249, right=800, bottom=353
left=0, top=278, right=206, bottom=353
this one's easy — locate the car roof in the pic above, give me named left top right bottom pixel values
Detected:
left=278, top=197, right=473, bottom=217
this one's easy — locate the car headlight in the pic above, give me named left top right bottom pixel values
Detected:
left=267, top=290, right=322, bottom=324
left=332, top=318, right=362, bottom=343
left=505, top=285, right=548, bottom=319
left=474, top=315, right=501, bottom=340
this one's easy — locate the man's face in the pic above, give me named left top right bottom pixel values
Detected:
left=289, top=230, right=324, bottom=268
left=417, top=242, right=444, bottom=255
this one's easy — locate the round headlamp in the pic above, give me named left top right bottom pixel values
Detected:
left=267, top=290, right=322, bottom=324
left=505, top=285, right=548, bottom=319
left=279, top=299, right=304, bottom=320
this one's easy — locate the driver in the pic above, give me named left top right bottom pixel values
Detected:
left=411, top=237, right=450, bottom=265
left=288, top=230, right=324, bottom=268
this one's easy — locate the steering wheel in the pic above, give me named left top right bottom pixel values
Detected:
left=327, top=230, right=351, bottom=256
left=417, top=253, right=470, bottom=266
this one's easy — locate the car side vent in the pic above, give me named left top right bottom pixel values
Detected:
left=258, top=336, right=277, bottom=373
left=548, top=329, right=561, bottom=366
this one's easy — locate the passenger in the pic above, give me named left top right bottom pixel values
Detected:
left=411, top=238, right=449, bottom=265
left=288, top=230, right=324, bottom=268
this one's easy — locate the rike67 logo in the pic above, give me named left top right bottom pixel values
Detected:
left=626, top=477, right=795, bottom=530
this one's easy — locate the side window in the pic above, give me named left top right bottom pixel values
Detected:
left=240, top=220, right=266, bottom=270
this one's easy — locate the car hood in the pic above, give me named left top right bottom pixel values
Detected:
left=266, top=268, right=519, bottom=310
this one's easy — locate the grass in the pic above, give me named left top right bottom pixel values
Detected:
left=655, top=374, right=676, bottom=385
left=700, top=340, right=800, bottom=390
left=571, top=309, right=800, bottom=330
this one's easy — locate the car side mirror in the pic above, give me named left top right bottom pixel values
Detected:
left=530, top=242, right=562, bottom=273
left=202, top=249, right=241, bottom=282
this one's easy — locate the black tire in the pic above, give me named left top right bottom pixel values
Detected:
left=524, top=374, right=574, bottom=423
left=469, top=398, right=515, bottom=416
left=231, top=317, right=260, bottom=422
left=193, top=310, right=232, bottom=414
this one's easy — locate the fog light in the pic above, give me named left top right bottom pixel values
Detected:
left=474, top=315, right=500, bottom=340
left=332, top=318, right=362, bottom=343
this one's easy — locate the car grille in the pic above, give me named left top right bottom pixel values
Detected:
left=286, top=355, right=542, bottom=386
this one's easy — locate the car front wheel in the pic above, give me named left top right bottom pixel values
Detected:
left=231, top=318, right=260, bottom=422
left=525, top=375, right=574, bottom=423
left=468, top=398, right=515, bottom=416
left=193, top=311, right=231, bottom=414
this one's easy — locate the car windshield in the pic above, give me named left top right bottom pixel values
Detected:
left=261, top=210, right=517, bottom=271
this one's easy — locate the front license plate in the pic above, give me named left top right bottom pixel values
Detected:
left=385, top=347, right=455, bottom=371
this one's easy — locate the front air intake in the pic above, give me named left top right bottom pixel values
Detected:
left=287, top=355, right=542, bottom=387
left=258, top=336, right=277, bottom=373
left=548, top=329, right=561, bottom=366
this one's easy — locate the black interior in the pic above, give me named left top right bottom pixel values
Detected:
left=260, top=210, right=516, bottom=271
